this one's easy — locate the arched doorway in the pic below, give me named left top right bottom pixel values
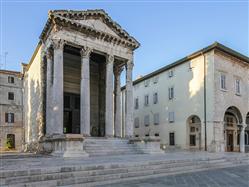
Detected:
left=224, top=106, right=243, bottom=152
left=6, top=134, right=15, bottom=149
left=187, top=115, right=201, bottom=150
left=245, top=112, right=249, bottom=152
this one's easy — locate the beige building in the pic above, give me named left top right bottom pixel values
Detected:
left=124, top=42, right=249, bottom=153
left=0, top=70, right=24, bottom=151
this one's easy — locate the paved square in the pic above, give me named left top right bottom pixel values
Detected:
left=101, top=166, right=249, bottom=187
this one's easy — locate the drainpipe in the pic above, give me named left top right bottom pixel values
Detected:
left=202, top=52, right=207, bottom=151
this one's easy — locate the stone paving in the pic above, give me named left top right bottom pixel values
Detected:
left=0, top=151, right=247, bottom=171
left=100, top=165, right=249, bottom=187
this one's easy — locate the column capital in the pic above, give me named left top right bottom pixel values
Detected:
left=45, top=47, right=53, bottom=60
left=52, top=39, right=65, bottom=50
left=114, top=66, right=124, bottom=77
left=126, top=60, right=134, bottom=70
left=107, top=55, right=114, bottom=64
left=80, top=46, right=92, bottom=58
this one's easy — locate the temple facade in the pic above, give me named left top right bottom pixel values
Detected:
left=22, top=9, right=139, bottom=154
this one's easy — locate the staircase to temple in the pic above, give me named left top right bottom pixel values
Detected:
left=1, top=154, right=248, bottom=186
left=83, top=138, right=144, bottom=156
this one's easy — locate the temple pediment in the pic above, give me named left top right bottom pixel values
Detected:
left=40, top=9, right=140, bottom=50
left=74, top=19, right=120, bottom=38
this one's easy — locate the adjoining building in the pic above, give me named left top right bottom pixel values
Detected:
left=122, top=42, right=249, bottom=153
left=0, top=70, right=24, bottom=151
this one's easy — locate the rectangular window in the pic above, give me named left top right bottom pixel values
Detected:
left=144, top=115, right=150, bottom=126
left=153, top=76, right=159, bottom=84
left=168, top=87, right=174, bottom=100
left=169, top=133, right=175, bottom=145
left=153, top=93, right=158, bottom=104
left=134, top=98, right=139, bottom=109
left=190, top=135, right=196, bottom=146
left=190, top=127, right=195, bottom=132
left=135, top=135, right=139, bottom=137
left=220, top=74, right=226, bottom=90
left=154, top=113, right=160, bottom=125
left=134, top=117, right=139, bottom=128
left=169, top=112, right=175, bottom=123
left=8, top=92, right=14, bottom=100
left=8, top=76, right=14, bottom=83
left=5, top=113, right=14, bottom=123
left=144, top=80, right=150, bottom=87
left=155, top=133, right=159, bottom=137
left=144, top=95, right=149, bottom=106
left=145, top=134, right=149, bottom=137
left=235, top=79, right=241, bottom=95
left=168, top=70, right=174, bottom=78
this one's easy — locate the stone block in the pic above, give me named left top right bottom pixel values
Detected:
left=40, top=134, right=89, bottom=157
left=129, top=136, right=164, bottom=154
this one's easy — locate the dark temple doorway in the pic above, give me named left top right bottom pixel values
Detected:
left=63, top=45, right=81, bottom=134
left=90, top=53, right=106, bottom=137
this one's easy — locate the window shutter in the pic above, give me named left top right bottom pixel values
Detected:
left=5, top=113, right=8, bottom=123
left=11, top=113, right=14, bottom=123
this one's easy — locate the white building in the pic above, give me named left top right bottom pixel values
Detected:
left=0, top=70, right=24, bottom=151
left=122, top=42, right=249, bottom=153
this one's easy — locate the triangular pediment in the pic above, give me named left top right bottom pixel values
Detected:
left=52, top=10, right=137, bottom=42
left=73, top=19, right=120, bottom=38
left=40, top=9, right=140, bottom=50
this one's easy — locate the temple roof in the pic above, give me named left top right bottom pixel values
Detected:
left=40, top=9, right=140, bottom=50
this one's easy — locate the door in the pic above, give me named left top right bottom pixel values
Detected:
left=6, top=134, right=15, bottom=149
left=227, top=131, right=234, bottom=152
left=64, top=93, right=80, bottom=134
left=63, top=111, right=72, bottom=133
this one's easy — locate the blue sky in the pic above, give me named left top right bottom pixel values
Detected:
left=0, top=0, right=248, bottom=81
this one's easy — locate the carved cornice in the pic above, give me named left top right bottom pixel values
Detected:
left=39, top=10, right=140, bottom=50
left=80, top=46, right=92, bottom=58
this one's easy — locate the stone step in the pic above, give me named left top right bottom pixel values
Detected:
left=2, top=156, right=248, bottom=186
left=7, top=159, right=247, bottom=187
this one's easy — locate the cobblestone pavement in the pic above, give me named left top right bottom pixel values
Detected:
left=101, top=165, right=249, bottom=187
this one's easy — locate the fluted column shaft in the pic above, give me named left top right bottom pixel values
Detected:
left=45, top=48, right=53, bottom=135
left=125, top=60, right=134, bottom=138
left=105, top=55, right=114, bottom=137
left=80, top=47, right=92, bottom=136
left=51, top=39, right=64, bottom=134
left=114, top=67, right=123, bottom=137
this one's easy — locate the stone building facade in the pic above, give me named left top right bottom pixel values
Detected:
left=0, top=70, right=24, bottom=151
left=124, top=42, right=249, bottom=153
left=21, top=9, right=139, bottom=155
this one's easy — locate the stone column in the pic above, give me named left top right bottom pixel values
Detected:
left=45, top=48, right=53, bottom=135
left=125, top=60, right=134, bottom=138
left=240, top=123, right=246, bottom=153
left=114, top=66, right=123, bottom=137
left=80, top=46, right=92, bottom=136
left=105, top=55, right=114, bottom=137
left=51, top=39, right=64, bottom=135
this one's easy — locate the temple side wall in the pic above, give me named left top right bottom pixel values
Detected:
left=23, top=46, right=43, bottom=149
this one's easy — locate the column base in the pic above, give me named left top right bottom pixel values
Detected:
left=40, top=134, right=89, bottom=158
